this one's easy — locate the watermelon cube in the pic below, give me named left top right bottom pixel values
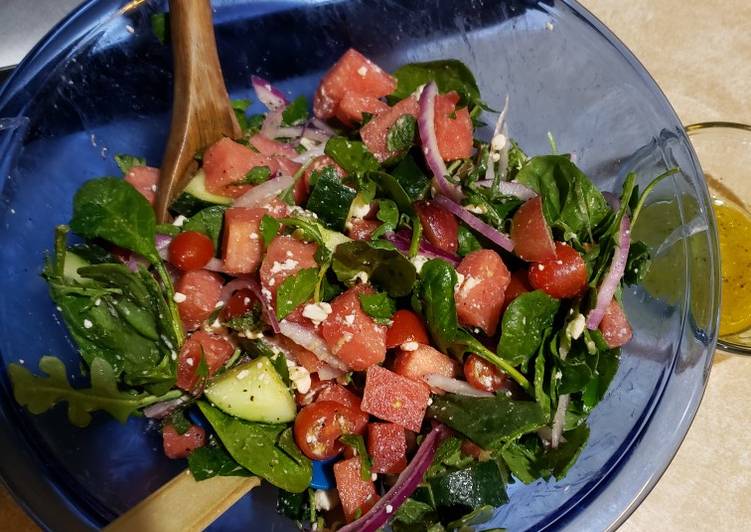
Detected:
left=221, top=207, right=267, bottom=274
left=333, top=456, right=380, bottom=522
left=392, top=344, right=459, bottom=393
left=361, top=365, right=430, bottom=432
left=368, top=422, right=407, bottom=474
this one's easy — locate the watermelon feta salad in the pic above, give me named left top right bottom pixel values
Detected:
left=8, top=49, right=672, bottom=531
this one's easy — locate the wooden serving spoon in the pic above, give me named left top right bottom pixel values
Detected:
left=154, top=0, right=241, bottom=223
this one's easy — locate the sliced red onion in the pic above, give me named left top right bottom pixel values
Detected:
left=339, top=424, right=450, bottom=532
left=292, top=143, right=326, bottom=164
left=278, top=320, right=349, bottom=371
left=433, top=195, right=514, bottom=252
left=218, top=278, right=256, bottom=306
left=417, top=82, right=463, bottom=202
left=317, top=364, right=345, bottom=381
left=261, top=107, right=283, bottom=138
left=586, top=214, right=631, bottom=329
left=143, top=395, right=190, bottom=419
left=125, top=253, right=149, bottom=272
left=309, top=117, right=336, bottom=136
left=274, top=126, right=305, bottom=139
left=476, top=179, right=537, bottom=200
left=251, top=75, right=288, bottom=110
left=484, top=94, right=509, bottom=183
left=386, top=230, right=460, bottom=266
left=424, top=374, right=494, bottom=397
left=216, top=277, right=280, bottom=333
left=155, top=234, right=172, bottom=261
left=232, top=175, right=294, bottom=208
left=550, top=393, right=570, bottom=449
left=203, top=258, right=226, bottom=273
left=301, top=126, right=330, bottom=143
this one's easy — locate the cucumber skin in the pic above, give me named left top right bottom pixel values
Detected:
left=170, top=170, right=232, bottom=217
left=204, top=357, right=296, bottom=424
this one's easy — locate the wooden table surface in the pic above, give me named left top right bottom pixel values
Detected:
left=2, top=1, right=751, bottom=530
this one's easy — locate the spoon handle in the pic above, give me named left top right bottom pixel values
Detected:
left=156, top=0, right=241, bottom=222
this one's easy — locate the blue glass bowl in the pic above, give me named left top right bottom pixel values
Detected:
left=0, top=1, right=720, bottom=530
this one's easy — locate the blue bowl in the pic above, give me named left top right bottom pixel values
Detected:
left=0, top=1, right=720, bottom=530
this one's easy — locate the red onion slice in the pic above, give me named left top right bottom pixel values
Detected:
left=586, top=214, right=631, bottom=329
left=203, top=258, right=226, bottom=273
left=278, top=320, right=349, bottom=371
left=550, top=393, right=570, bottom=449
left=476, top=179, right=537, bottom=200
left=143, top=395, right=189, bottom=419
left=292, top=143, right=326, bottom=164
left=484, top=95, right=509, bottom=183
left=417, top=82, right=463, bottom=202
left=217, top=277, right=280, bottom=334
left=251, top=75, right=288, bottom=110
left=232, top=175, right=294, bottom=208
left=424, top=374, right=494, bottom=397
left=155, top=234, right=172, bottom=261
left=338, top=424, right=450, bottom=532
left=433, top=195, right=514, bottom=252
left=309, top=117, right=336, bottom=136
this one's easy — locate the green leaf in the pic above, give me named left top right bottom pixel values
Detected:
left=188, top=443, right=254, bottom=481
left=8, top=356, right=178, bottom=427
left=428, top=461, right=508, bottom=520
left=277, top=489, right=309, bottom=521
left=198, top=401, right=312, bottom=492
left=324, top=136, right=380, bottom=176
left=370, top=198, right=400, bottom=240
left=497, top=290, right=560, bottom=368
left=70, top=177, right=160, bottom=264
left=500, top=435, right=544, bottom=484
left=155, top=223, right=181, bottom=237
left=305, top=167, right=357, bottom=231
left=369, top=171, right=414, bottom=214
left=391, top=154, right=430, bottom=202
left=426, top=436, right=474, bottom=479
left=446, top=505, right=497, bottom=531
left=114, top=154, right=146, bottom=175
left=150, top=12, right=168, bottom=44
left=259, top=214, right=281, bottom=248
left=275, top=268, right=319, bottom=319
left=393, top=498, right=438, bottom=529
left=183, top=206, right=227, bottom=250
left=358, top=291, right=396, bottom=324
left=281, top=95, right=309, bottom=126
left=534, top=344, right=552, bottom=422
left=233, top=166, right=271, bottom=186
left=231, top=99, right=253, bottom=132
left=623, top=240, right=651, bottom=285
left=540, top=423, right=590, bottom=480
left=386, top=114, right=417, bottom=153
left=457, top=226, right=481, bottom=256
left=339, top=434, right=372, bottom=481
left=332, top=241, right=416, bottom=297
left=391, top=59, right=483, bottom=108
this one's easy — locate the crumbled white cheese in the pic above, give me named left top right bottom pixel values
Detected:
left=289, top=365, right=312, bottom=394
left=270, top=259, right=299, bottom=274
left=349, top=201, right=372, bottom=219
left=302, top=302, right=333, bottom=325
left=173, top=292, right=187, bottom=303
left=490, top=133, right=507, bottom=152
left=249, top=232, right=259, bottom=240
left=566, top=313, right=586, bottom=340
left=172, top=215, right=187, bottom=227
left=458, top=275, right=481, bottom=298
left=410, top=254, right=430, bottom=274
left=344, top=314, right=356, bottom=326
left=351, top=271, right=369, bottom=284
left=371, top=473, right=378, bottom=481
left=83, top=319, right=93, bottom=329
left=491, top=152, right=501, bottom=162
left=314, top=489, right=339, bottom=512
left=186, top=357, right=194, bottom=367
left=242, top=329, right=265, bottom=339
left=401, top=341, right=419, bottom=351
left=465, top=203, right=487, bottom=214
left=386, top=504, right=394, bottom=514
left=357, top=65, right=368, bottom=77
left=545, top=21, right=555, bottom=31
left=454, top=272, right=465, bottom=293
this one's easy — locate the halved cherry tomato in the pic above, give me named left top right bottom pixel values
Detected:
left=510, top=196, right=556, bottom=262
left=293, top=400, right=367, bottom=460
left=414, top=200, right=459, bottom=254
left=221, top=289, right=255, bottom=320
left=463, top=354, right=507, bottom=393
left=168, top=231, right=214, bottom=271
left=385, top=310, right=430, bottom=348
left=528, top=242, right=588, bottom=299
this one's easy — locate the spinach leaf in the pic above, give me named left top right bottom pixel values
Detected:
left=275, top=268, right=319, bottom=319
left=391, top=59, right=483, bottom=108
left=8, top=356, right=179, bottom=427
left=426, top=436, right=474, bottom=478
left=70, top=177, right=160, bottom=264
left=339, top=434, right=372, bottom=481
left=150, top=12, right=168, bottom=44
left=623, top=240, right=651, bottom=285
left=114, top=154, right=146, bottom=175
left=187, top=441, right=254, bottom=481
left=198, top=401, right=312, bottom=492
left=540, top=423, right=590, bottom=480
left=332, top=241, right=416, bottom=297
left=358, top=291, right=396, bottom=324
left=497, top=290, right=560, bottom=368
left=581, top=345, right=620, bottom=411
left=392, top=498, right=438, bottom=531
left=259, top=214, right=281, bottom=247
left=386, top=114, right=417, bottom=153
left=371, top=199, right=400, bottom=239
left=306, top=167, right=357, bottom=231
left=281, top=95, right=309, bottom=127
left=324, top=137, right=380, bottom=176
left=183, top=205, right=227, bottom=250
left=445, top=505, right=497, bottom=531
left=369, top=171, right=414, bottom=214
left=428, top=393, right=546, bottom=449
left=499, top=435, right=544, bottom=483
left=155, top=223, right=181, bottom=237
left=534, top=343, right=552, bottom=422
left=391, top=154, right=430, bottom=202
left=457, top=226, right=481, bottom=256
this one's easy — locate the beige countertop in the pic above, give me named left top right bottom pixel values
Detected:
left=2, top=1, right=751, bottom=530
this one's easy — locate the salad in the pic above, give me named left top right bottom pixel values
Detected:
left=8, top=48, right=670, bottom=531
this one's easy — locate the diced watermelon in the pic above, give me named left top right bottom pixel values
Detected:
left=174, top=270, right=224, bottom=330
left=347, top=218, right=380, bottom=241
left=259, top=235, right=318, bottom=309
left=502, top=270, right=531, bottom=313
left=313, top=49, right=396, bottom=120
left=335, top=93, right=389, bottom=126
left=434, top=91, right=473, bottom=161
left=415, top=200, right=459, bottom=254
left=599, top=299, right=633, bottom=348
left=203, top=137, right=279, bottom=198
left=361, top=365, right=430, bottom=432
left=176, top=330, right=235, bottom=391
left=360, top=96, right=420, bottom=161
left=317, top=384, right=369, bottom=434
left=125, top=166, right=159, bottom=205
left=392, top=343, right=459, bottom=393
left=162, top=424, right=206, bottom=459
left=333, top=456, right=380, bottom=522
left=455, top=249, right=511, bottom=335
left=320, top=284, right=387, bottom=371
left=249, top=134, right=298, bottom=159
left=368, top=422, right=407, bottom=474
left=221, top=207, right=267, bottom=274
left=510, top=196, right=557, bottom=262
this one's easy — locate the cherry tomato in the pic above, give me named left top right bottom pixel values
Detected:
left=169, top=231, right=214, bottom=271
left=528, top=242, right=588, bottom=299
left=385, top=310, right=431, bottom=348
left=463, top=354, right=507, bottom=393
left=510, top=196, right=556, bottom=262
left=294, top=401, right=367, bottom=460
left=221, top=289, right=255, bottom=320
left=415, top=200, right=459, bottom=254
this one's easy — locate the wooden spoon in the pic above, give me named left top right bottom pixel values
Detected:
left=155, top=0, right=241, bottom=223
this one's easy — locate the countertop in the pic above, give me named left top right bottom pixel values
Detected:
left=2, top=0, right=751, bottom=530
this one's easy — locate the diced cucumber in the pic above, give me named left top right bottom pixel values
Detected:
left=306, top=167, right=356, bottom=231
left=204, top=357, right=296, bottom=423
left=63, top=252, right=92, bottom=285
left=170, top=170, right=232, bottom=217
left=320, top=226, right=351, bottom=252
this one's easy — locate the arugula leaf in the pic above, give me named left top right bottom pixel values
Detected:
left=324, top=137, right=380, bottom=176
left=386, top=114, right=417, bottom=153
left=339, top=434, right=372, bottom=481
left=231, top=99, right=253, bottom=133
left=281, top=95, right=309, bottom=126
left=358, top=291, right=396, bottom=324
left=332, top=241, right=416, bottom=297
left=305, top=167, right=357, bottom=231
left=457, top=226, right=481, bottom=256
left=198, top=401, right=312, bottom=492
left=259, top=214, right=281, bottom=247
left=371, top=199, right=399, bottom=239
left=497, top=290, right=560, bottom=368
left=275, top=268, right=319, bottom=319
left=188, top=442, right=254, bottom=481
left=183, top=206, right=227, bottom=250
left=8, top=356, right=179, bottom=427
left=114, top=154, right=146, bottom=175
left=150, top=12, right=168, bottom=44
left=233, top=166, right=271, bottom=186
left=391, top=59, right=484, bottom=109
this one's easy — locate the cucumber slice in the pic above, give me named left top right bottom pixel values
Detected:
left=63, top=252, right=92, bottom=285
left=306, top=168, right=356, bottom=231
left=204, top=357, right=296, bottom=423
left=320, top=226, right=351, bottom=252
left=170, top=170, right=232, bottom=217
